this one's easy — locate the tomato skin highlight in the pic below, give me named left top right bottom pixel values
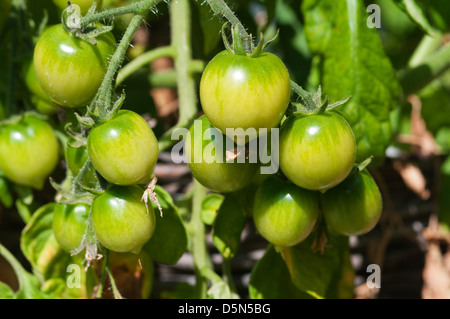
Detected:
left=320, top=169, right=383, bottom=236
left=199, top=50, right=290, bottom=142
left=185, top=115, right=259, bottom=193
left=0, top=113, right=59, bottom=189
left=87, top=109, right=159, bottom=186
left=33, top=23, right=116, bottom=108
left=253, top=175, right=320, bottom=248
left=91, top=185, right=156, bottom=254
left=52, top=202, right=90, bottom=253
left=279, top=111, right=356, bottom=192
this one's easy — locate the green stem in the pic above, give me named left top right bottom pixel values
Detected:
left=203, top=0, right=251, bottom=52
left=222, top=258, right=238, bottom=297
left=399, top=43, right=450, bottom=96
left=157, top=0, right=198, bottom=152
left=0, top=243, right=26, bottom=290
left=80, top=0, right=161, bottom=27
left=147, top=60, right=205, bottom=88
left=87, top=0, right=164, bottom=120
left=115, top=45, right=176, bottom=87
left=408, top=33, right=443, bottom=68
left=189, top=179, right=213, bottom=298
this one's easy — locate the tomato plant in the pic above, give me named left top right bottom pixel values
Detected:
left=52, top=202, right=90, bottom=253
left=320, top=168, right=383, bottom=236
left=279, top=111, right=356, bottom=192
left=87, top=109, right=159, bottom=185
left=0, top=0, right=448, bottom=302
left=91, top=185, right=156, bottom=254
left=0, top=113, right=59, bottom=189
left=184, top=114, right=259, bottom=193
left=33, top=23, right=116, bottom=108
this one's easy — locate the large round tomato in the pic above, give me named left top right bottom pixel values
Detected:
left=0, top=113, right=59, bottom=189
left=320, top=169, right=383, bottom=236
left=91, top=185, right=156, bottom=254
left=185, top=115, right=259, bottom=193
left=252, top=175, right=319, bottom=248
left=33, top=23, right=116, bottom=108
left=87, top=109, right=159, bottom=185
left=52, top=202, right=90, bottom=253
left=279, top=111, right=356, bottom=192
left=199, top=50, right=290, bottom=142
left=53, top=0, right=103, bottom=14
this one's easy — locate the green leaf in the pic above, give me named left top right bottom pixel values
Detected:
left=201, top=267, right=239, bottom=299
left=0, top=282, right=15, bottom=299
left=142, top=185, right=188, bottom=265
left=212, top=192, right=250, bottom=260
left=302, top=0, right=402, bottom=165
left=249, top=245, right=312, bottom=299
left=282, top=231, right=353, bottom=299
left=20, top=203, right=96, bottom=298
left=392, top=0, right=439, bottom=36
left=0, top=243, right=54, bottom=299
left=201, top=193, right=224, bottom=225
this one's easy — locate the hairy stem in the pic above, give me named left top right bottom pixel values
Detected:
left=203, top=0, right=252, bottom=52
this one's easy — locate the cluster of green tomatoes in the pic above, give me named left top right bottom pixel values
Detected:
left=189, top=33, right=383, bottom=249
left=0, top=0, right=383, bottom=263
left=0, top=10, right=159, bottom=256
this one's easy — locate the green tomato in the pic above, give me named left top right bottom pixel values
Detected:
left=52, top=0, right=103, bottom=15
left=279, top=111, right=356, bottom=192
left=0, top=113, right=59, bottom=189
left=253, top=175, right=320, bottom=248
left=320, top=169, right=383, bottom=236
left=91, top=185, right=156, bottom=254
left=199, top=50, right=290, bottom=142
left=33, top=23, right=116, bottom=108
left=52, top=202, right=90, bottom=253
left=185, top=115, right=259, bottom=193
left=87, top=109, right=159, bottom=185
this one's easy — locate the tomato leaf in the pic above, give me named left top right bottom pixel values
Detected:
left=302, top=0, right=402, bottom=165
left=143, top=185, right=188, bottom=265
left=212, top=192, right=250, bottom=260
left=392, top=0, right=442, bottom=35
left=201, top=193, right=224, bottom=225
left=282, top=231, right=354, bottom=299
left=248, top=245, right=312, bottom=299
left=0, top=281, right=15, bottom=299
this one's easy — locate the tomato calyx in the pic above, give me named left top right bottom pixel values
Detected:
left=288, top=81, right=351, bottom=117
left=62, top=1, right=113, bottom=45
left=221, top=22, right=279, bottom=57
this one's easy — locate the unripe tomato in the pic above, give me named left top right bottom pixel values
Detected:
left=199, top=50, right=290, bottom=142
left=279, top=111, right=356, bottom=192
left=52, top=0, right=103, bottom=15
left=253, top=175, right=320, bottom=248
left=184, top=115, right=259, bottom=193
left=33, top=23, right=116, bottom=108
left=52, top=202, right=90, bottom=253
left=87, top=109, right=159, bottom=185
left=320, top=169, right=383, bottom=236
left=22, top=57, right=59, bottom=115
left=91, top=185, right=156, bottom=254
left=0, top=113, right=59, bottom=189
